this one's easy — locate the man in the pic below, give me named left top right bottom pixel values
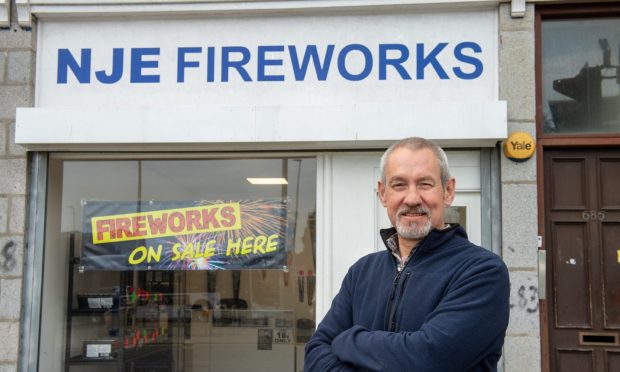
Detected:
left=305, top=137, right=510, bottom=371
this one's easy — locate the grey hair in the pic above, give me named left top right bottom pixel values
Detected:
left=380, top=137, right=451, bottom=189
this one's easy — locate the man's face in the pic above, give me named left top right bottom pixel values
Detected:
left=378, top=147, right=455, bottom=243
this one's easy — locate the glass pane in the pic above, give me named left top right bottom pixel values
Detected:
left=445, top=206, right=467, bottom=230
left=40, top=157, right=317, bottom=372
left=542, top=18, right=620, bottom=134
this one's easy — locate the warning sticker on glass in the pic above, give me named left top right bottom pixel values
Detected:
left=273, top=328, right=292, bottom=344
left=257, top=329, right=273, bottom=350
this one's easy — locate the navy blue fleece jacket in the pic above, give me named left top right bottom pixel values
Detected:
left=305, top=225, right=510, bottom=372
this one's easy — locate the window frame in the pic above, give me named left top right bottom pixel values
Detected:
left=536, top=2, right=620, bottom=145
left=29, top=151, right=321, bottom=372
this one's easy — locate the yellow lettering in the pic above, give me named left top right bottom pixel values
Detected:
left=253, top=235, right=267, bottom=254
left=181, top=242, right=195, bottom=260
left=91, top=202, right=241, bottom=244
left=128, top=246, right=147, bottom=265
left=266, top=234, right=279, bottom=252
left=147, top=245, right=162, bottom=263
left=227, top=238, right=241, bottom=256
left=204, top=240, right=216, bottom=257
left=171, top=243, right=182, bottom=261
left=241, top=237, right=253, bottom=255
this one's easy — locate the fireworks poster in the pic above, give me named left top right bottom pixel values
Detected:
left=81, top=200, right=289, bottom=270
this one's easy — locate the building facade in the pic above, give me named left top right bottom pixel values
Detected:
left=0, top=0, right=618, bottom=371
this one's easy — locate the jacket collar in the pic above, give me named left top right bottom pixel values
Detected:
left=380, top=224, right=467, bottom=254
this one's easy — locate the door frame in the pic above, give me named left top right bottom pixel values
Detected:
left=316, top=149, right=497, bottom=323
left=541, top=148, right=620, bottom=372
left=535, top=3, right=620, bottom=372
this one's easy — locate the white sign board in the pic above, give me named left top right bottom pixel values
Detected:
left=36, top=10, right=498, bottom=106
left=18, top=9, right=505, bottom=149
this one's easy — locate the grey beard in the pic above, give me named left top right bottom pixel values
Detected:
left=395, top=207, right=432, bottom=240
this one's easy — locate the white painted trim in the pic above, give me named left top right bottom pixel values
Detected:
left=16, top=0, right=32, bottom=26
left=16, top=102, right=507, bottom=151
left=18, top=0, right=507, bottom=26
left=0, top=0, right=32, bottom=27
left=29, top=0, right=501, bottom=4
left=373, top=165, right=383, bottom=253
left=315, top=154, right=333, bottom=324
left=0, top=0, right=9, bottom=26
left=28, top=0, right=503, bottom=17
left=510, top=0, right=525, bottom=18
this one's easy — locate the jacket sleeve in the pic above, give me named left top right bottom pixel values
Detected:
left=330, top=256, right=510, bottom=372
left=304, top=268, right=358, bottom=372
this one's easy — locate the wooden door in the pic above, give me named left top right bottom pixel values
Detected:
left=544, top=149, right=620, bottom=372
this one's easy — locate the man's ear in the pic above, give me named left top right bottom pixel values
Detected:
left=378, top=180, right=387, bottom=207
left=444, top=178, right=456, bottom=206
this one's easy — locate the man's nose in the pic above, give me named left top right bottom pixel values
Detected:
left=402, top=186, right=421, bottom=205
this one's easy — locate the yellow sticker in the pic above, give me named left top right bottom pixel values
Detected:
left=618, top=250, right=620, bottom=263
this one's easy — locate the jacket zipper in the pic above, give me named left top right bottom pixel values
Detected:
left=383, top=271, right=402, bottom=330
left=384, top=247, right=419, bottom=331
left=389, top=272, right=411, bottom=331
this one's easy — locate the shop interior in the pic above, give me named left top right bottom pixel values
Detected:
left=40, top=157, right=317, bottom=372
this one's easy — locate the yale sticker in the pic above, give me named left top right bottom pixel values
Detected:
left=503, top=131, right=535, bottom=162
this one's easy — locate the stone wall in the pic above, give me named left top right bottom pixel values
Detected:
left=498, top=4, right=541, bottom=372
left=0, top=2, right=34, bottom=371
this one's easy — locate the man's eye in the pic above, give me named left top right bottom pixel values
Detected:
left=419, top=182, right=434, bottom=189
left=391, top=183, right=406, bottom=189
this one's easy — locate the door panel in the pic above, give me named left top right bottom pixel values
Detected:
left=599, top=159, right=620, bottom=208
left=544, top=149, right=620, bottom=372
left=602, top=223, right=620, bottom=328
left=607, top=351, right=620, bottom=371
left=556, top=349, right=593, bottom=372
left=552, top=222, right=590, bottom=328
left=551, top=158, right=587, bottom=210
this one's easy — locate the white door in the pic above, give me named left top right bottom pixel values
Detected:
left=316, top=151, right=482, bottom=321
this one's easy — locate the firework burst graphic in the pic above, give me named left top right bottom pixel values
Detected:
left=161, top=199, right=287, bottom=270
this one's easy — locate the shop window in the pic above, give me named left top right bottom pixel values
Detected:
left=542, top=18, right=620, bottom=134
left=40, top=157, right=316, bottom=372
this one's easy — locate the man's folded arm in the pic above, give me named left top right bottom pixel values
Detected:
left=331, top=257, right=510, bottom=371
left=304, top=269, right=358, bottom=372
